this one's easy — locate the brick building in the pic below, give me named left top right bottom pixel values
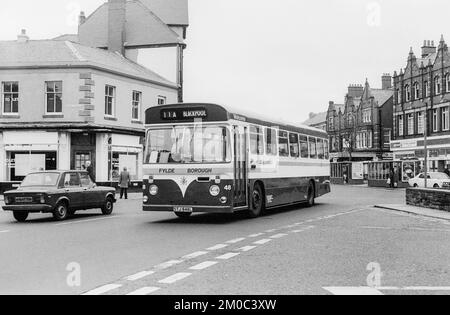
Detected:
left=327, top=75, right=394, bottom=162
left=391, top=36, right=450, bottom=174
left=0, top=0, right=188, bottom=192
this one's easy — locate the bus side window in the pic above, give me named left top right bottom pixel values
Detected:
left=317, top=138, right=325, bottom=159
left=300, top=135, right=309, bottom=158
left=309, top=137, right=317, bottom=159
left=289, top=133, right=300, bottom=158
left=250, top=125, right=264, bottom=156
left=324, top=139, right=329, bottom=160
left=278, top=131, right=289, bottom=157
left=266, top=128, right=277, bottom=156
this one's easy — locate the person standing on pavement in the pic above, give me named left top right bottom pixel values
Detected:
left=393, top=166, right=400, bottom=188
left=119, top=167, right=131, bottom=200
left=86, top=161, right=95, bottom=183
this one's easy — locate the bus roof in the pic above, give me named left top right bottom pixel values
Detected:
left=145, top=103, right=328, bottom=138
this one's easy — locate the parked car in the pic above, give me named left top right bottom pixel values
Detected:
left=2, top=171, right=116, bottom=222
left=408, top=172, right=450, bottom=189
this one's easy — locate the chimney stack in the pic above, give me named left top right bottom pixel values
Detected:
left=108, top=0, right=126, bottom=55
left=79, top=11, right=86, bottom=25
left=17, top=29, right=29, bottom=43
left=382, top=73, right=392, bottom=90
left=421, top=40, right=436, bottom=58
left=348, top=84, right=364, bottom=98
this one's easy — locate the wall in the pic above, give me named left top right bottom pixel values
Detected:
left=0, top=69, right=84, bottom=123
left=406, top=187, right=450, bottom=212
left=91, top=70, right=178, bottom=128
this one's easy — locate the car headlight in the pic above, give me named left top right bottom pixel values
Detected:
left=39, top=195, right=46, bottom=204
left=4, top=196, right=10, bottom=204
left=209, top=185, right=220, bottom=197
left=149, top=185, right=159, bottom=196
left=143, top=195, right=149, bottom=203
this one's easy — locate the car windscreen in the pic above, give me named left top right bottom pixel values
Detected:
left=21, top=173, right=60, bottom=187
left=144, top=126, right=231, bottom=164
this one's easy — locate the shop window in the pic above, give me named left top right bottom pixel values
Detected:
left=109, top=152, right=139, bottom=181
left=8, top=151, right=57, bottom=181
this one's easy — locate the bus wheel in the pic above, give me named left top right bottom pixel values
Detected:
left=175, top=212, right=192, bottom=219
left=306, top=182, right=316, bottom=207
left=248, top=183, right=265, bottom=218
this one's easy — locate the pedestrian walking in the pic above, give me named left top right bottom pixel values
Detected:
left=86, top=161, right=95, bottom=183
left=119, top=167, right=131, bottom=200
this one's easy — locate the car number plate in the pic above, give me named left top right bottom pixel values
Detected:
left=15, top=197, right=33, bottom=203
left=173, top=207, right=193, bottom=213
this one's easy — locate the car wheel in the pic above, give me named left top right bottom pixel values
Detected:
left=13, top=212, right=29, bottom=223
left=248, top=183, right=265, bottom=218
left=53, top=202, right=69, bottom=221
left=175, top=212, right=192, bottom=219
left=414, top=184, right=419, bottom=188
left=434, top=184, right=440, bottom=189
left=101, top=197, right=114, bottom=215
left=306, top=182, right=316, bottom=207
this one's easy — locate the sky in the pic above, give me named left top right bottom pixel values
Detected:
left=1, top=0, right=450, bottom=123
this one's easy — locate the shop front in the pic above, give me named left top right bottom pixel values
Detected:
left=0, top=131, right=71, bottom=193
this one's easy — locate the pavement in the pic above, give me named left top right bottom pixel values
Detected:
left=376, top=204, right=450, bottom=222
left=0, top=185, right=450, bottom=295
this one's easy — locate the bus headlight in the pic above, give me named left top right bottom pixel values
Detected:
left=149, top=185, right=159, bottom=196
left=209, top=185, right=220, bottom=197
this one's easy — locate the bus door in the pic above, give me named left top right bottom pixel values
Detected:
left=233, top=126, right=248, bottom=208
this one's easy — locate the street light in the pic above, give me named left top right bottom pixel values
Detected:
left=424, top=103, right=429, bottom=188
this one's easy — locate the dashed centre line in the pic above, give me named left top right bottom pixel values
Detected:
left=239, top=246, right=257, bottom=252
left=190, top=261, right=218, bottom=270
left=83, top=284, right=122, bottom=295
left=159, top=273, right=192, bottom=284
left=226, top=238, right=246, bottom=244
left=254, top=239, right=272, bottom=245
left=182, top=251, right=208, bottom=260
left=125, top=271, right=155, bottom=281
left=127, top=287, right=160, bottom=296
left=207, top=244, right=229, bottom=251
left=216, top=252, right=240, bottom=260
left=270, top=233, right=288, bottom=239
left=155, top=260, right=183, bottom=270
left=248, top=233, right=265, bottom=238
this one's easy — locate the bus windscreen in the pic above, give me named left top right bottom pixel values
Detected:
left=144, top=126, right=231, bottom=164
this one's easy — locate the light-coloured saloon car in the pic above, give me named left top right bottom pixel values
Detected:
left=408, top=172, right=450, bottom=189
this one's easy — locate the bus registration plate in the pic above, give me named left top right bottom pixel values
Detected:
left=173, top=207, right=193, bottom=213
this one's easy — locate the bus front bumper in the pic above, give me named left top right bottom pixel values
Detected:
left=143, top=204, right=236, bottom=214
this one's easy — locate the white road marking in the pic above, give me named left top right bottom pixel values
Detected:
left=207, top=244, right=228, bottom=251
left=216, top=252, right=240, bottom=260
left=159, top=273, right=192, bottom=284
left=190, top=261, right=218, bottom=270
left=270, top=233, right=288, bottom=239
left=155, top=260, right=183, bottom=270
left=226, top=238, right=246, bottom=244
left=248, top=233, right=264, bottom=238
left=83, top=284, right=122, bottom=295
left=291, top=226, right=315, bottom=233
left=265, top=229, right=277, bottom=233
left=254, top=239, right=272, bottom=245
left=324, top=287, right=384, bottom=295
left=182, top=251, right=208, bottom=260
left=55, top=216, right=119, bottom=226
left=127, top=287, right=160, bottom=295
left=0, top=230, right=10, bottom=234
left=239, top=246, right=257, bottom=252
left=125, top=271, right=155, bottom=281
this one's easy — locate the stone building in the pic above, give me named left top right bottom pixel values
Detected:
left=0, top=0, right=188, bottom=192
left=391, top=36, right=450, bottom=174
left=327, top=75, right=394, bottom=162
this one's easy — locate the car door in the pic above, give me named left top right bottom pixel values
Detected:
left=79, top=172, right=98, bottom=207
left=62, top=172, right=84, bottom=208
